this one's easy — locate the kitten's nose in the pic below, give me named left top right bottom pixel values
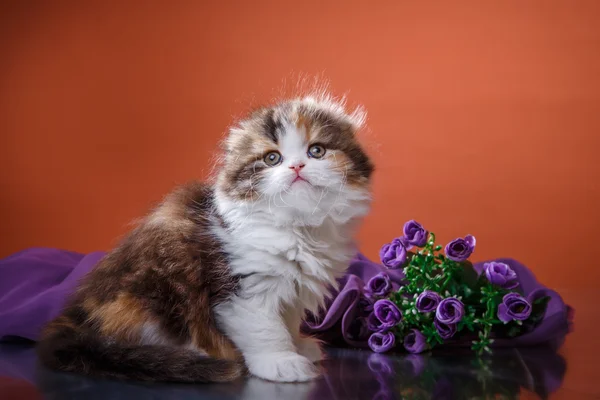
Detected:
left=289, top=164, right=305, bottom=172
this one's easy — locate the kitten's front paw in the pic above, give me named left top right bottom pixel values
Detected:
left=297, top=337, right=325, bottom=363
left=247, top=351, right=319, bottom=382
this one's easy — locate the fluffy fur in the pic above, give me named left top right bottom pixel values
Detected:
left=37, top=93, right=373, bottom=383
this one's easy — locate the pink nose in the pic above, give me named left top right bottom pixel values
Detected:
left=289, top=164, right=305, bottom=172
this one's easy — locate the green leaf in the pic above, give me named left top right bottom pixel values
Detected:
left=454, top=261, right=478, bottom=286
left=528, top=295, right=551, bottom=325
left=428, top=232, right=436, bottom=244
left=475, top=271, right=490, bottom=289
left=534, top=295, right=551, bottom=306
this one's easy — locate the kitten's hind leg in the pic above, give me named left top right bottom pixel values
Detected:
left=215, top=299, right=319, bottom=383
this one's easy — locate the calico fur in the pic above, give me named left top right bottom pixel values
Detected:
left=37, top=183, right=243, bottom=382
left=37, top=93, right=373, bottom=383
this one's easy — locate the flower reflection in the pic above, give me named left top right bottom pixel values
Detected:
left=359, top=347, right=566, bottom=400
left=367, top=353, right=395, bottom=377
left=403, top=354, right=427, bottom=377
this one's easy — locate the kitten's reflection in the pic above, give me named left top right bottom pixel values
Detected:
left=0, top=343, right=566, bottom=400
left=241, top=377, right=316, bottom=400
left=36, top=367, right=316, bottom=400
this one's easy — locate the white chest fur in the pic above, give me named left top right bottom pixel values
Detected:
left=217, top=211, right=357, bottom=313
left=212, top=184, right=370, bottom=311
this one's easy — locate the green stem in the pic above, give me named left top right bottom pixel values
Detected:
left=439, top=261, right=457, bottom=293
left=476, top=287, right=496, bottom=355
left=440, top=275, right=452, bottom=292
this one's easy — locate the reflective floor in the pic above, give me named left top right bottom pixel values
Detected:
left=0, top=290, right=597, bottom=399
left=0, top=344, right=591, bottom=400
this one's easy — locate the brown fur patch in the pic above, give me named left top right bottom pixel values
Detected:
left=45, top=315, right=76, bottom=332
left=88, top=294, right=148, bottom=340
left=37, top=182, right=243, bottom=383
left=296, top=112, right=313, bottom=142
left=190, top=322, right=241, bottom=361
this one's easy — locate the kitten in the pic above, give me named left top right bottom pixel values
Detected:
left=37, top=94, right=374, bottom=383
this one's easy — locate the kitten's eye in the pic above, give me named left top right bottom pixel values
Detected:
left=308, top=144, right=326, bottom=159
left=264, top=151, right=282, bottom=166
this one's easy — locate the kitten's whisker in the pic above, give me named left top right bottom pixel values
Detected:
left=238, top=173, right=267, bottom=227
left=278, top=190, right=293, bottom=208
left=322, top=153, right=348, bottom=219
left=268, top=193, right=273, bottom=214
left=312, top=187, right=328, bottom=215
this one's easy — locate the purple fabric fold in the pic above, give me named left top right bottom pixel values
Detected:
left=0, top=248, right=105, bottom=341
left=0, top=248, right=572, bottom=351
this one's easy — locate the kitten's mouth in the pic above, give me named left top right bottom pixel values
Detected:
left=292, top=175, right=311, bottom=185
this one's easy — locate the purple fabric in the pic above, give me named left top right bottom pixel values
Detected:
left=0, top=248, right=105, bottom=341
left=0, top=248, right=571, bottom=351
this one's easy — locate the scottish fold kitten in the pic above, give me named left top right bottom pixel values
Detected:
left=38, top=93, right=374, bottom=383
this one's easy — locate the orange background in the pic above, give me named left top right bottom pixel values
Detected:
left=1, top=1, right=599, bottom=291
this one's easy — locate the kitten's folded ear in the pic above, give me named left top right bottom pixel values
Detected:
left=300, top=94, right=367, bottom=135
left=222, top=107, right=273, bottom=153
left=222, top=126, right=244, bottom=153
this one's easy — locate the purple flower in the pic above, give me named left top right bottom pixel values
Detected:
left=367, top=312, right=386, bottom=332
left=434, top=319, right=457, bottom=339
left=368, top=331, right=396, bottom=353
left=416, top=290, right=442, bottom=313
left=435, top=298, right=465, bottom=324
left=403, top=220, right=428, bottom=247
left=379, top=238, right=408, bottom=269
left=365, top=272, right=392, bottom=298
left=444, top=235, right=476, bottom=262
left=373, top=299, right=403, bottom=330
left=484, top=261, right=519, bottom=289
left=403, top=329, right=428, bottom=354
left=498, top=293, right=532, bottom=323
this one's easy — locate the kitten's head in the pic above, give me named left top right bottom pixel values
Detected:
left=216, top=95, right=374, bottom=225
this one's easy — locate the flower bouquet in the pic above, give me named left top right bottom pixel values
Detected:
left=364, top=221, right=551, bottom=355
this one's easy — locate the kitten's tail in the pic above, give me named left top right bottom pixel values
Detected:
left=37, top=322, right=244, bottom=383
